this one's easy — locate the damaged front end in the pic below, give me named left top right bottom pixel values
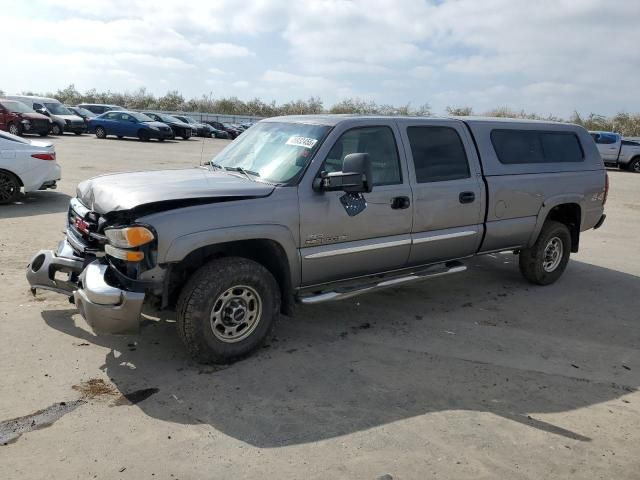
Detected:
left=26, top=197, right=160, bottom=334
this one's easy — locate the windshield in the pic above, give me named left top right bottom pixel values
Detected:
left=159, top=114, right=180, bottom=123
left=130, top=112, right=154, bottom=122
left=211, top=121, right=330, bottom=184
left=73, top=107, right=96, bottom=118
left=1, top=100, right=34, bottom=113
left=44, top=103, right=73, bottom=115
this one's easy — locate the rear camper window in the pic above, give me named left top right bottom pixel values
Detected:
left=491, top=130, right=584, bottom=164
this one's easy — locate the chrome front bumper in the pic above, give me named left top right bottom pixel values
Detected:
left=26, top=240, right=144, bottom=334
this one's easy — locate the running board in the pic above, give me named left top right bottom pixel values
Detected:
left=298, top=261, right=466, bottom=305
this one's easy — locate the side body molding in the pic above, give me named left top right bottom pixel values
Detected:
left=163, top=224, right=301, bottom=287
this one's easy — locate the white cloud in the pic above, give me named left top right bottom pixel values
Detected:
left=208, top=68, right=226, bottom=75
left=196, top=43, right=254, bottom=59
left=232, top=80, right=249, bottom=88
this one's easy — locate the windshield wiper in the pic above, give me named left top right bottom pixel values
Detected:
left=224, top=166, right=260, bottom=181
left=209, top=161, right=224, bottom=171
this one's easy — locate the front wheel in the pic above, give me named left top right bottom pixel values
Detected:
left=138, top=130, right=150, bottom=142
left=0, top=170, right=21, bottom=204
left=51, top=123, right=62, bottom=135
left=8, top=122, right=21, bottom=136
left=177, top=257, right=280, bottom=364
left=519, top=221, right=571, bottom=285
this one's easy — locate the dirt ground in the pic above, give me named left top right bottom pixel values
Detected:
left=1, top=134, right=639, bottom=479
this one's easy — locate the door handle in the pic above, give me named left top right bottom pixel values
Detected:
left=459, top=191, right=475, bottom=204
left=391, top=196, right=411, bottom=209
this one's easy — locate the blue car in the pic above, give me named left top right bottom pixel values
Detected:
left=88, top=111, right=174, bottom=142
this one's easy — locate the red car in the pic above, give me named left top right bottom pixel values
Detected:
left=0, top=99, right=51, bottom=136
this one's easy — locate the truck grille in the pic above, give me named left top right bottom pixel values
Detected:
left=67, top=198, right=102, bottom=254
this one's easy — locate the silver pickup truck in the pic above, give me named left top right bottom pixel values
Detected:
left=590, top=131, right=640, bottom=172
left=27, top=116, right=607, bottom=363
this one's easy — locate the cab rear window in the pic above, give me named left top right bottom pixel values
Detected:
left=491, top=129, right=584, bottom=164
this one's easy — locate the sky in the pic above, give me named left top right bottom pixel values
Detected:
left=3, top=0, right=640, bottom=117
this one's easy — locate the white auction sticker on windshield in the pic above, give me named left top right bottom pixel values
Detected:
left=286, top=136, right=318, bottom=149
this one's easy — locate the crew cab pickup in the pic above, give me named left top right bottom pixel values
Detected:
left=27, top=116, right=608, bottom=363
left=590, top=131, right=640, bottom=172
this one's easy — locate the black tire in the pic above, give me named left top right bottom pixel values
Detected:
left=74, top=131, right=82, bottom=135
left=8, top=122, right=21, bottom=136
left=95, top=126, right=107, bottom=139
left=138, top=130, right=150, bottom=142
left=117, top=136, right=123, bottom=139
left=628, top=157, right=640, bottom=173
left=51, top=123, right=62, bottom=135
left=519, top=220, right=571, bottom=285
left=158, top=138, right=165, bottom=142
left=38, top=132, right=48, bottom=137
left=182, top=135, right=190, bottom=140
left=177, top=257, right=280, bottom=364
left=0, top=170, right=21, bottom=204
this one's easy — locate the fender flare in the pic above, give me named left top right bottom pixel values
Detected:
left=163, top=224, right=301, bottom=287
left=527, top=194, right=584, bottom=247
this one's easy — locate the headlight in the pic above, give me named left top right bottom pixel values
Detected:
left=105, top=245, right=145, bottom=262
left=105, top=226, right=154, bottom=248
left=21, top=119, right=31, bottom=125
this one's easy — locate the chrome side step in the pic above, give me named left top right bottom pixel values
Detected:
left=298, top=261, right=466, bottom=305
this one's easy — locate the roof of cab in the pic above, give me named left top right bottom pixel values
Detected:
left=262, top=114, right=577, bottom=128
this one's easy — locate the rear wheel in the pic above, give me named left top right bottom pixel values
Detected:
left=629, top=157, right=640, bottom=173
left=177, top=257, right=280, bottom=364
left=0, top=170, right=21, bottom=204
left=8, top=122, right=21, bottom=136
left=519, top=221, right=571, bottom=285
left=95, top=126, right=107, bottom=139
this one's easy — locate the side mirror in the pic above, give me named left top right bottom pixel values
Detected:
left=315, top=153, right=373, bottom=193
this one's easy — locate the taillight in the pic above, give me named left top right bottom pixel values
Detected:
left=603, top=173, right=609, bottom=205
left=31, top=153, right=56, bottom=161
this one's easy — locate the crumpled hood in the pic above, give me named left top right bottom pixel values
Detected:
left=76, top=167, right=275, bottom=214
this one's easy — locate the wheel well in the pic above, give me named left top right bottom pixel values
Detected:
left=0, top=168, right=23, bottom=186
left=547, top=203, right=581, bottom=252
left=166, top=239, right=294, bottom=315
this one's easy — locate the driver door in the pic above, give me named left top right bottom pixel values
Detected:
left=299, top=122, right=413, bottom=286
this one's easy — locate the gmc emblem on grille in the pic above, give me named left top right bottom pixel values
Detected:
left=74, top=217, right=90, bottom=233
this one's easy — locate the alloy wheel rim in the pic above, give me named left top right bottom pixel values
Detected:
left=0, top=173, right=17, bottom=202
left=9, top=124, right=18, bottom=135
left=543, top=236, right=563, bottom=272
left=96, top=128, right=105, bottom=138
left=209, top=285, right=262, bottom=343
left=633, top=160, right=640, bottom=173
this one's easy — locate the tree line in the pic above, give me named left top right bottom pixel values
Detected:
left=2, top=84, right=640, bottom=136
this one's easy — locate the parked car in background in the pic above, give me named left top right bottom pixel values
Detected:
left=77, top=103, right=125, bottom=115
left=206, top=120, right=241, bottom=139
left=0, top=130, right=60, bottom=203
left=590, top=131, right=640, bottom=172
left=66, top=106, right=97, bottom=128
left=0, top=99, right=51, bottom=137
left=5, top=96, right=86, bottom=135
left=26, top=115, right=606, bottom=363
left=172, top=115, right=216, bottom=138
left=207, top=125, right=229, bottom=139
left=88, top=111, right=173, bottom=142
left=142, top=112, right=193, bottom=139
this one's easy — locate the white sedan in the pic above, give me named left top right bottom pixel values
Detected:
left=0, top=130, right=61, bottom=204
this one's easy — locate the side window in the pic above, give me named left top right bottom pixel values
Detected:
left=596, top=134, right=617, bottom=145
left=120, top=113, right=130, bottom=121
left=407, top=126, right=470, bottom=182
left=324, top=126, right=402, bottom=186
left=491, top=130, right=583, bottom=164
left=33, top=102, right=44, bottom=110
left=104, top=112, right=118, bottom=120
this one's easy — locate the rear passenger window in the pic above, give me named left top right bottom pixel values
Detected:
left=491, top=130, right=583, bottom=164
left=407, top=126, right=470, bottom=182
left=324, top=126, right=402, bottom=186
